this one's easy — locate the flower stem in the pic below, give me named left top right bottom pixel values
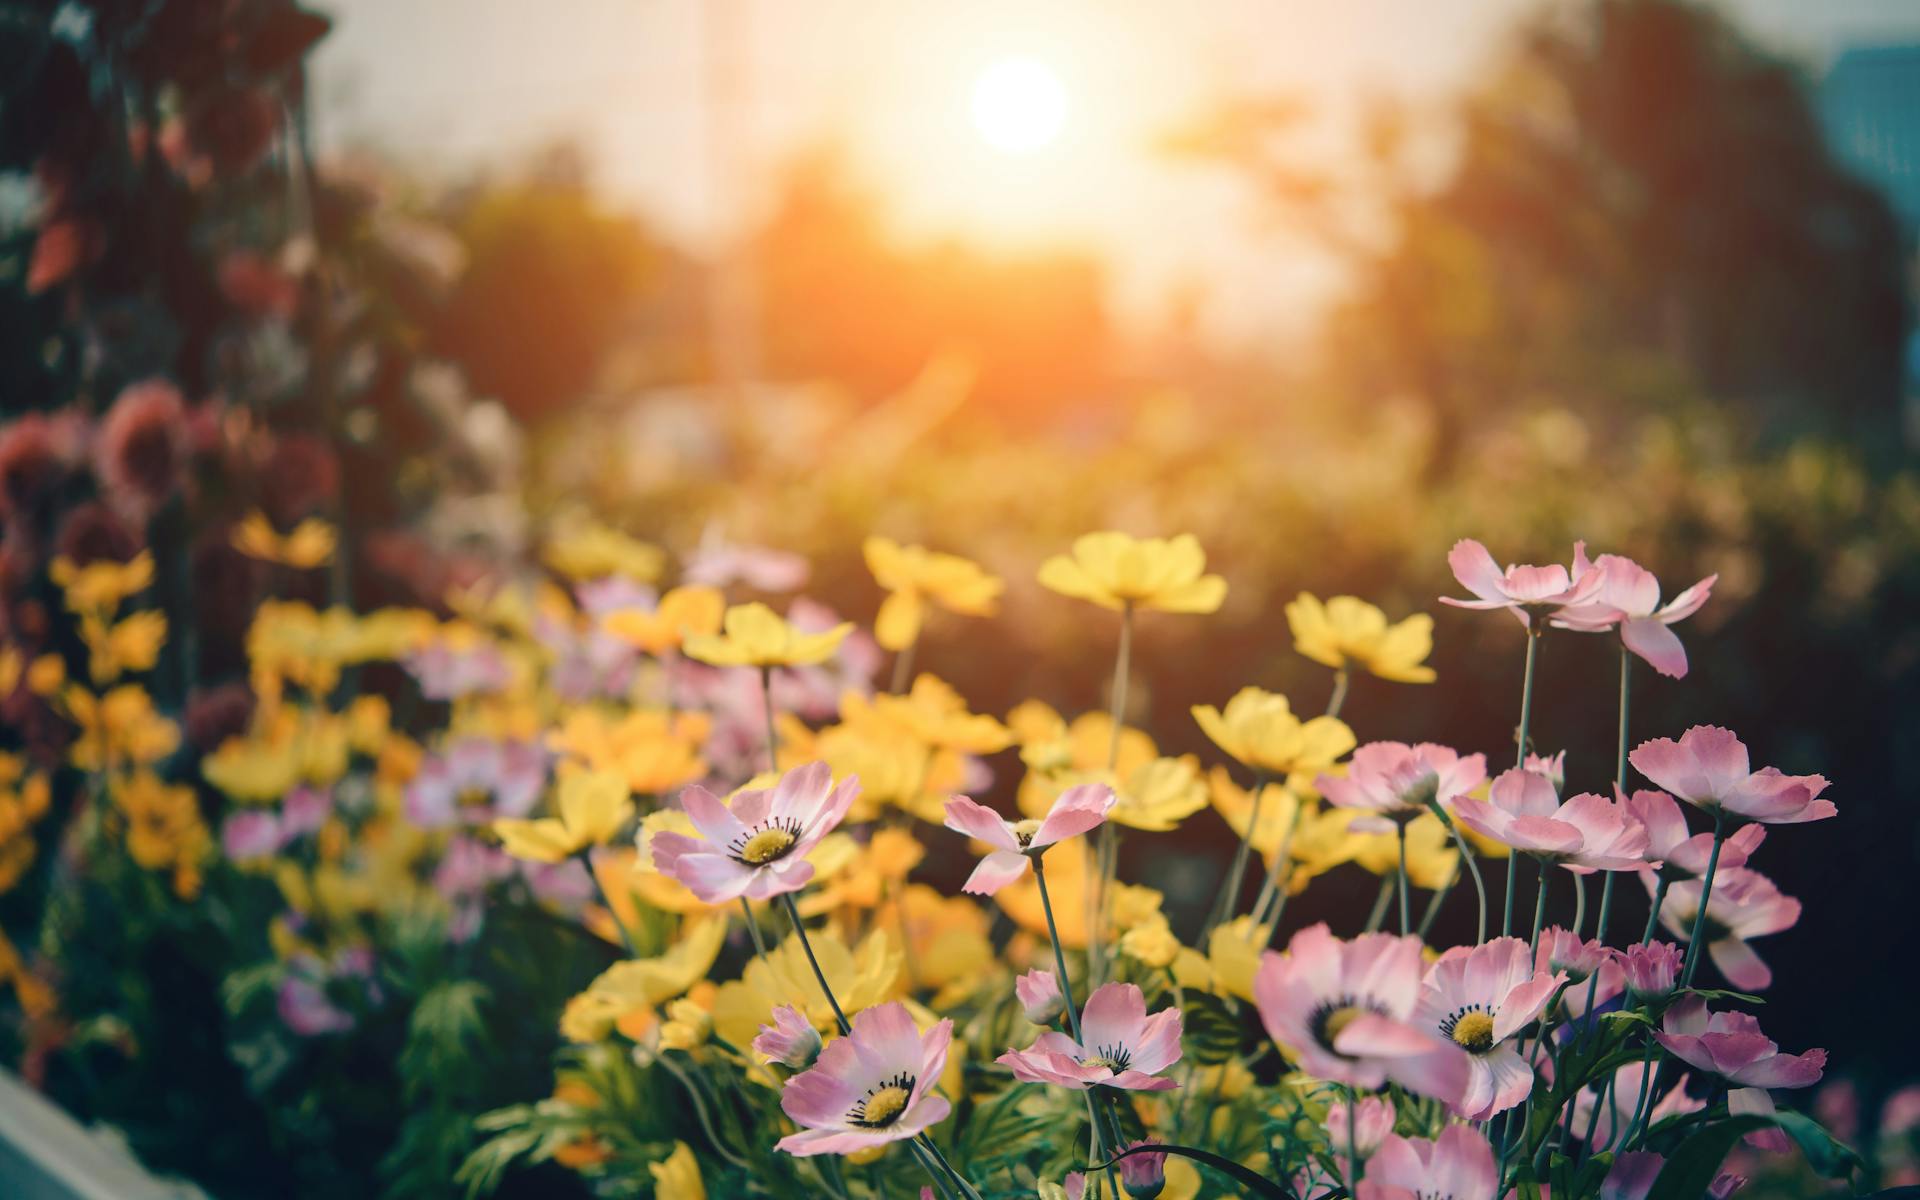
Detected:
left=1343, top=1081, right=1362, bottom=1191
left=1033, top=857, right=1086, bottom=1046
left=1425, top=800, right=1488, bottom=944
left=1570, top=870, right=1587, bottom=940
left=1528, top=858, right=1550, bottom=956
left=890, top=634, right=917, bottom=695
left=916, top=1134, right=984, bottom=1200
left=1325, top=667, right=1350, bottom=720
left=1205, top=768, right=1268, bottom=939
left=1641, top=875, right=1670, bottom=945
left=759, top=665, right=780, bottom=775
left=579, top=849, right=636, bottom=956
left=1089, top=602, right=1133, bottom=989
left=1106, top=601, right=1134, bottom=771
left=1395, top=821, right=1412, bottom=936
left=1679, top=809, right=1728, bottom=989
left=739, top=896, right=768, bottom=958
left=777, top=892, right=850, bottom=1035
left=1362, top=874, right=1394, bottom=934
left=1504, top=619, right=1542, bottom=937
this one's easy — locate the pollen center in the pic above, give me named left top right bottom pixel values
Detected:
left=457, top=787, right=492, bottom=808
left=740, top=828, right=797, bottom=864
left=1012, top=818, right=1044, bottom=848
left=857, top=1085, right=909, bottom=1127
left=1321, top=1004, right=1368, bottom=1047
left=1450, top=1011, right=1495, bottom=1052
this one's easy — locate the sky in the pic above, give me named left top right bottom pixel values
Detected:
left=310, top=0, right=1920, bottom=347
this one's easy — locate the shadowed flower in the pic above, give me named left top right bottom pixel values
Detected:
left=650, top=762, right=858, bottom=902
left=1038, top=531, right=1226, bottom=614
left=998, top=981, right=1183, bottom=1091
left=753, top=1004, right=823, bottom=1068
left=1415, top=937, right=1566, bottom=1120
left=493, top=769, right=633, bottom=864
left=1286, top=593, right=1437, bottom=683
left=864, top=536, right=1003, bottom=651
left=1319, top=741, right=1485, bottom=832
left=1534, top=927, right=1624, bottom=1019
left=684, top=601, right=853, bottom=668
left=407, top=738, right=546, bottom=829
left=1326, top=1095, right=1396, bottom=1160
left=1191, top=686, right=1355, bottom=779
left=1441, top=539, right=1602, bottom=625
left=1253, top=924, right=1468, bottom=1104
left=1655, top=996, right=1825, bottom=1132
left=1551, top=550, right=1716, bottom=678
left=1625, top=788, right=1766, bottom=878
left=944, top=782, right=1115, bottom=894
left=1600, top=1151, right=1665, bottom=1200
left=1356, top=1125, right=1498, bottom=1200
left=1116, top=1141, right=1168, bottom=1198
left=1573, top=1061, right=1704, bottom=1148
left=1618, top=941, right=1684, bottom=1003
left=1650, top=866, right=1800, bottom=990
left=94, top=380, right=187, bottom=518
left=1629, top=726, right=1834, bottom=824
left=1451, top=768, right=1648, bottom=871
left=1015, top=968, right=1064, bottom=1025
left=776, top=1002, right=954, bottom=1155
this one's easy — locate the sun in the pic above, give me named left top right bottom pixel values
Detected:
left=970, top=57, right=1068, bottom=154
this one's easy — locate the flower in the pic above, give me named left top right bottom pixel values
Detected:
left=683, top=601, right=853, bottom=668
left=712, top=926, right=902, bottom=1045
left=406, top=738, right=545, bottom=829
left=1573, top=1060, right=1704, bottom=1148
left=1600, top=1152, right=1665, bottom=1200
left=944, top=783, right=1115, bottom=894
left=650, top=762, right=858, bottom=902
left=776, top=1002, right=954, bottom=1155
left=754, top=1004, right=824, bottom=1068
left=1450, top=769, right=1648, bottom=871
left=558, top=919, right=727, bottom=1041
left=1441, top=538, right=1603, bottom=625
left=1550, top=550, right=1716, bottom=678
left=1038, top=532, right=1226, bottom=614
left=50, top=551, right=154, bottom=614
left=1618, top=941, right=1684, bottom=1003
left=547, top=708, right=709, bottom=795
left=1414, top=938, right=1565, bottom=1120
left=1356, top=1125, right=1498, bottom=1200
left=647, top=1141, right=706, bottom=1200
left=232, top=510, right=336, bottom=569
left=601, top=585, right=726, bottom=655
left=1532, top=927, right=1624, bottom=1019
left=94, top=380, right=187, bottom=517
left=1252, top=924, right=1468, bottom=1103
left=863, top=536, right=1003, bottom=651
left=683, top=527, right=808, bottom=591
left=1318, top=742, right=1486, bottom=832
left=1015, top=969, right=1065, bottom=1025
left=1286, top=593, right=1437, bottom=683
left=998, top=982, right=1183, bottom=1091
left=543, top=521, right=665, bottom=583
left=1650, top=866, right=1799, bottom=989
left=1655, top=996, right=1826, bottom=1128
left=1326, top=1095, right=1396, bottom=1159
left=1625, top=788, right=1767, bottom=878
left=1629, top=726, right=1835, bottom=824
left=493, top=769, right=634, bottom=863
left=1206, top=769, right=1306, bottom=867
left=1116, top=1141, right=1168, bottom=1198
left=1191, top=687, right=1356, bottom=779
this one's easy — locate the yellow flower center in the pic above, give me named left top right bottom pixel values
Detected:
left=457, top=787, right=492, bottom=808
left=739, top=828, right=797, bottom=864
left=1012, top=818, right=1043, bottom=848
left=1321, top=1004, right=1368, bottom=1046
left=1450, top=1011, right=1496, bottom=1052
left=858, top=1085, right=910, bottom=1127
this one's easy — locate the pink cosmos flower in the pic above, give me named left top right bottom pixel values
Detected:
left=998, top=982, right=1183, bottom=1092
left=405, top=638, right=513, bottom=700
left=1573, top=1060, right=1704, bottom=1147
left=1326, top=1095, right=1396, bottom=1160
left=1629, top=727, right=1835, bottom=824
left=1318, top=742, right=1487, bottom=832
left=650, top=761, right=859, bottom=903
left=1015, top=969, right=1064, bottom=1025
left=754, top=1004, right=823, bottom=1068
left=1253, top=925, right=1469, bottom=1104
left=406, top=738, right=546, bottom=829
left=1451, top=769, right=1649, bottom=872
left=1656, top=996, right=1825, bottom=1137
left=1534, top=927, right=1623, bottom=1019
left=1441, top=538, right=1603, bottom=626
left=1116, top=1143, right=1167, bottom=1195
left=776, top=1002, right=953, bottom=1156
left=1650, top=867, right=1800, bottom=990
left=1617, top=941, right=1684, bottom=1003
left=1414, top=938, right=1565, bottom=1120
left=277, top=975, right=355, bottom=1036
left=1551, top=550, right=1716, bottom=679
left=222, top=809, right=283, bottom=860
left=1356, top=1125, right=1498, bottom=1200
left=943, top=784, right=1116, bottom=894
left=683, top=525, right=810, bottom=592
left=1625, top=788, right=1766, bottom=878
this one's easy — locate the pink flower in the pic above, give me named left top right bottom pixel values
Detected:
left=1573, top=1061, right=1704, bottom=1148
left=1253, top=924, right=1469, bottom=1104
left=1356, top=1125, right=1497, bottom=1200
left=1601, top=1151, right=1665, bottom=1200
left=1629, top=727, right=1835, bottom=824
left=1625, top=788, right=1766, bottom=878
left=684, top=526, right=810, bottom=592
left=1116, top=1142, right=1167, bottom=1196
left=1655, top=997, right=1825, bottom=1133
left=776, top=1002, right=953, bottom=1156
left=1533, top=927, right=1623, bottom=1019
left=1326, top=1095, right=1396, bottom=1159
left=1415, top=938, right=1565, bottom=1120
left=277, top=975, right=355, bottom=1036
left=1451, top=769, right=1648, bottom=872
left=651, top=762, right=859, bottom=904
left=1441, top=538, right=1603, bottom=626
left=1617, top=941, right=1684, bottom=1003
left=943, top=784, right=1116, bottom=894
left=1551, top=550, right=1716, bottom=678
left=405, top=639, right=513, bottom=700
left=1015, top=969, right=1064, bottom=1025
left=222, top=810, right=283, bottom=860
left=406, top=738, right=546, bottom=829
left=94, top=380, right=188, bottom=519
left=998, top=982, right=1183, bottom=1092
left=1650, top=867, right=1799, bottom=990
left=1318, top=742, right=1487, bottom=832
left=754, top=1005, right=823, bottom=1068
left=280, top=785, right=332, bottom=840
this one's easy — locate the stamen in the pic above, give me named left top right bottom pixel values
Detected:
left=1012, top=818, right=1043, bottom=848
left=849, top=1072, right=916, bottom=1127
left=728, top=817, right=805, bottom=865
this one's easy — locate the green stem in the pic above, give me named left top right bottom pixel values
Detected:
left=1395, top=821, right=1412, bottom=936
left=890, top=635, right=917, bottom=695
left=1039, top=854, right=1115, bottom=1181
left=1528, top=858, right=1549, bottom=955
left=1206, top=768, right=1268, bottom=939
left=1641, top=875, right=1670, bottom=945
left=1504, top=619, right=1542, bottom=937
left=739, top=896, right=768, bottom=958
left=778, top=892, right=850, bottom=1035
left=1325, top=667, right=1350, bottom=720
left=1361, top=874, right=1394, bottom=934
left=759, top=665, right=780, bottom=774
left=1106, top=602, right=1134, bottom=770
left=1426, top=800, right=1488, bottom=945
left=1570, top=870, right=1587, bottom=940
left=1679, top=810, right=1728, bottom=989
left=1343, top=1081, right=1362, bottom=1191
left=916, top=1135, right=984, bottom=1200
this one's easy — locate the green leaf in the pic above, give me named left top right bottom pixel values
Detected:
left=1094, top=1142, right=1294, bottom=1199
left=1180, top=991, right=1243, bottom=1066
left=1647, top=1115, right=1773, bottom=1200
left=1773, top=1108, right=1864, bottom=1179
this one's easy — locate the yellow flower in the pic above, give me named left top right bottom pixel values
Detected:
left=1286, top=593, right=1437, bottom=684
left=892, top=883, right=995, bottom=1007
left=1011, top=702, right=1157, bottom=815
left=648, top=1142, right=706, bottom=1200
left=543, top=521, right=665, bottom=583
left=1037, top=532, right=1226, bottom=614
left=1348, top=810, right=1460, bottom=889
left=232, top=511, right=336, bottom=568
left=711, top=927, right=902, bottom=1045
left=855, top=674, right=1012, bottom=755
left=602, top=585, right=726, bottom=655
left=683, top=602, right=852, bottom=668
left=0, top=648, right=19, bottom=697
left=1191, top=687, right=1355, bottom=780
left=78, top=609, right=166, bottom=684
left=562, top=917, right=726, bottom=1044
left=659, top=994, right=714, bottom=1051
left=64, top=684, right=180, bottom=770
left=1025, top=756, right=1208, bottom=832
left=110, top=772, right=209, bottom=897
left=1207, top=768, right=1305, bottom=866
left=547, top=708, right=709, bottom=794
left=995, top=840, right=1163, bottom=950
left=50, top=552, right=153, bottom=613
left=25, top=654, right=64, bottom=696
left=494, top=769, right=634, bottom=863
left=1121, top=917, right=1182, bottom=969
left=863, top=536, right=1003, bottom=651
left=344, top=694, right=391, bottom=756
left=1206, top=917, right=1265, bottom=1003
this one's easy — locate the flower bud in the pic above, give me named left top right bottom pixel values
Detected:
left=1325, top=1095, right=1395, bottom=1159
left=1015, top=968, right=1065, bottom=1025
left=752, top=1004, right=822, bottom=1068
left=1117, top=1142, right=1166, bottom=1199
left=1619, top=941, right=1683, bottom=1003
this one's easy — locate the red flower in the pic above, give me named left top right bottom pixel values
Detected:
left=95, top=380, right=188, bottom=518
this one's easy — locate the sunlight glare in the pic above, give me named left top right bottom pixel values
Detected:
left=970, top=57, right=1067, bottom=154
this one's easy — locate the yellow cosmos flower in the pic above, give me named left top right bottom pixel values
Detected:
left=659, top=989, right=716, bottom=1052
left=232, top=511, right=336, bottom=569
left=711, top=927, right=902, bottom=1045
left=1206, top=917, right=1265, bottom=1003
left=78, top=609, right=166, bottom=684
left=1037, top=531, right=1226, bottom=614
left=543, top=521, right=665, bottom=583
left=494, top=770, right=634, bottom=863
left=893, top=883, right=995, bottom=1007
left=247, top=601, right=433, bottom=704
left=648, top=1142, right=706, bottom=1200
left=110, top=772, right=209, bottom=898
left=1026, top=755, right=1207, bottom=832
left=64, top=684, right=180, bottom=770
left=602, top=585, right=726, bottom=655
left=1191, top=687, right=1356, bottom=780
left=560, top=917, right=727, bottom=1043
left=853, top=674, right=1012, bottom=755
left=0, top=648, right=18, bottom=698
left=863, top=536, right=1003, bottom=651
left=1012, top=702, right=1157, bottom=815
left=1207, top=768, right=1306, bottom=866
left=547, top=708, right=709, bottom=795
left=203, top=733, right=300, bottom=802
left=344, top=694, right=391, bottom=756
left=50, top=552, right=153, bottom=613
left=683, top=602, right=852, bottom=669
left=1120, top=917, right=1182, bottom=969
left=1285, top=593, right=1437, bottom=684
left=806, top=717, right=966, bottom=824
left=25, top=654, right=64, bottom=696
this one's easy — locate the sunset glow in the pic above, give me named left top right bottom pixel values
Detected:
left=970, top=56, right=1068, bottom=154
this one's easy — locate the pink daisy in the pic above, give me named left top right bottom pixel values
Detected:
left=1450, top=768, right=1649, bottom=872
left=1356, top=1125, right=1498, bottom=1200
left=1014, top=969, right=1064, bottom=1025
left=650, top=761, right=859, bottom=903
left=1318, top=742, right=1488, bottom=833
left=943, top=783, right=1116, bottom=895
left=1414, top=937, right=1566, bottom=1120
left=1252, top=924, right=1469, bottom=1104
left=1654, top=996, right=1825, bottom=1134
left=1534, top=927, right=1625, bottom=1019
left=405, top=737, right=546, bottom=829
left=776, top=1002, right=953, bottom=1156
left=997, top=982, right=1183, bottom=1092
left=1327, top=1095, right=1396, bottom=1161
left=1625, top=788, right=1766, bottom=878
left=1551, top=550, right=1716, bottom=679
left=1649, top=866, right=1800, bottom=990
left=1629, top=726, right=1835, bottom=824
left=754, top=1004, right=823, bottom=1068
left=1441, top=538, right=1603, bottom=626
